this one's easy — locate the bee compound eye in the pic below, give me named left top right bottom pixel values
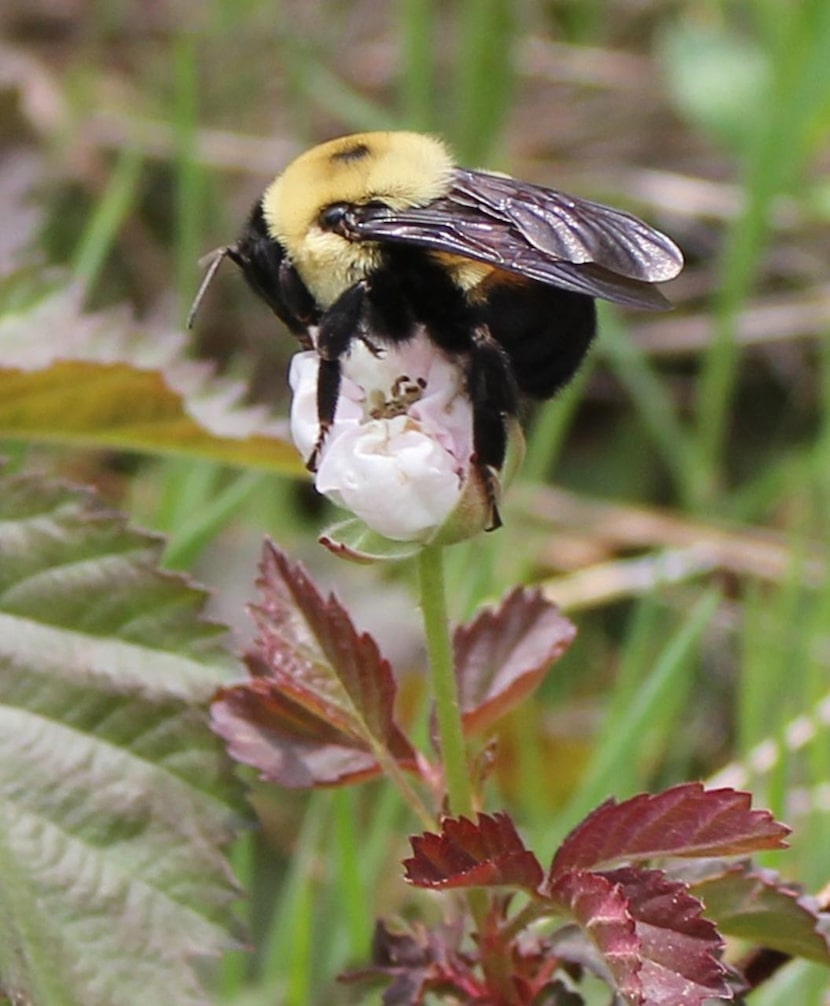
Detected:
left=319, top=202, right=350, bottom=231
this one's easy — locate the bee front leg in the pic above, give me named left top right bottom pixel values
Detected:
left=307, top=358, right=339, bottom=471
left=308, top=281, right=368, bottom=470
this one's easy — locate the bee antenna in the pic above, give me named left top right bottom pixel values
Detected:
left=186, top=246, right=237, bottom=330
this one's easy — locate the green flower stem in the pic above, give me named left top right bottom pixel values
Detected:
left=418, top=544, right=519, bottom=1002
left=417, top=544, right=473, bottom=818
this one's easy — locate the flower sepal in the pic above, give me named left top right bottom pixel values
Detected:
left=318, top=517, right=425, bottom=564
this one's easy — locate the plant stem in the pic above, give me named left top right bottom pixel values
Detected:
left=417, top=544, right=473, bottom=818
left=418, top=545, right=519, bottom=1003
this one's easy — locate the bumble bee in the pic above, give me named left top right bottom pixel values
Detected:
left=189, top=131, right=683, bottom=529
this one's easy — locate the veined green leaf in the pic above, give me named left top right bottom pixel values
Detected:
left=0, top=470, right=244, bottom=1006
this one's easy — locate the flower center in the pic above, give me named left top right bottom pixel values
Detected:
left=367, top=374, right=428, bottom=420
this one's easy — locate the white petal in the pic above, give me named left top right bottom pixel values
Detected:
left=315, top=418, right=463, bottom=541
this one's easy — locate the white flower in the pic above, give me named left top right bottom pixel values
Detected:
left=288, top=334, right=505, bottom=544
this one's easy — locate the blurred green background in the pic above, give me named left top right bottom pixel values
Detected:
left=2, top=0, right=830, bottom=1002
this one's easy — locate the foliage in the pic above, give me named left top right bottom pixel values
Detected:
left=213, top=543, right=828, bottom=1004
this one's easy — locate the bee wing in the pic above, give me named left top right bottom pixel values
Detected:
left=351, top=168, right=684, bottom=310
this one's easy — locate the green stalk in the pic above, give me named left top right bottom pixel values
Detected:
left=694, top=1, right=830, bottom=502
left=417, top=544, right=473, bottom=818
left=452, top=0, right=514, bottom=163
left=173, top=35, right=204, bottom=322
left=418, top=544, right=520, bottom=999
left=399, top=0, right=435, bottom=130
left=71, top=147, right=143, bottom=293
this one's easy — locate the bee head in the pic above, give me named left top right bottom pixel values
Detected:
left=260, top=131, right=455, bottom=306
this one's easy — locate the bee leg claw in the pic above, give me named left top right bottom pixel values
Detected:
left=482, top=507, right=501, bottom=531
left=485, top=503, right=503, bottom=532
left=475, top=460, right=502, bottom=531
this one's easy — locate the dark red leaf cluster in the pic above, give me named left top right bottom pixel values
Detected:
left=207, top=543, right=820, bottom=1005
left=400, top=785, right=793, bottom=1005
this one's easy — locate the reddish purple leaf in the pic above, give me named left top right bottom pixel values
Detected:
left=692, top=864, right=830, bottom=965
left=212, top=675, right=385, bottom=786
left=404, top=813, right=545, bottom=892
left=550, top=784, right=789, bottom=877
left=546, top=870, right=643, bottom=1003
left=603, top=868, right=730, bottom=1005
left=210, top=540, right=417, bottom=786
left=453, top=587, right=576, bottom=735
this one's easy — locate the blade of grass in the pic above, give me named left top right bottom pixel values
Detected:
left=721, top=448, right=812, bottom=525
left=320, top=784, right=410, bottom=984
left=398, top=0, right=436, bottom=130
left=516, top=597, right=667, bottom=836
left=71, top=146, right=143, bottom=293
left=451, top=0, right=514, bottom=162
left=218, top=830, right=256, bottom=998
left=443, top=534, right=499, bottom=621
left=162, top=470, right=269, bottom=570
left=694, top=2, right=830, bottom=502
left=598, top=308, right=696, bottom=506
left=737, top=539, right=814, bottom=758
left=300, top=63, right=397, bottom=132
left=751, top=960, right=830, bottom=1006
left=173, top=35, right=206, bottom=322
left=258, top=793, right=329, bottom=1003
left=817, top=327, right=830, bottom=468
left=522, top=362, right=593, bottom=484
left=154, top=458, right=221, bottom=534
left=330, top=789, right=373, bottom=964
left=552, top=588, right=720, bottom=845
left=803, top=586, right=830, bottom=891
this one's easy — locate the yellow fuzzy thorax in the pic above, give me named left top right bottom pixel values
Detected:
left=261, top=131, right=456, bottom=307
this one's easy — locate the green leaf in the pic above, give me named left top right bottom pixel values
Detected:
left=692, top=865, right=830, bottom=966
left=0, top=470, right=243, bottom=1006
left=0, top=277, right=301, bottom=474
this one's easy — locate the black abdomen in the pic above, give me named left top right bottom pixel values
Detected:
left=481, top=280, right=596, bottom=399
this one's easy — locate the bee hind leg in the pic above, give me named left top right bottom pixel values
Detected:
left=467, top=327, right=519, bottom=532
